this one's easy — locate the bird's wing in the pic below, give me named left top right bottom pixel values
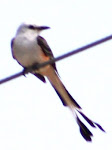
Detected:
left=37, top=36, right=58, bottom=73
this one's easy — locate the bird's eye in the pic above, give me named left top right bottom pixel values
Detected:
left=28, top=25, right=35, bottom=29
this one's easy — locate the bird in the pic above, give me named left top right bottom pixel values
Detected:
left=11, top=23, right=105, bottom=141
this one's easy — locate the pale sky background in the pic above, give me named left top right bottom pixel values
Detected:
left=0, top=0, right=112, bottom=150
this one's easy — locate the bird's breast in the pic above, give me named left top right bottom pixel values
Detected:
left=12, top=36, right=50, bottom=67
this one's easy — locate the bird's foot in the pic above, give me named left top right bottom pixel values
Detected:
left=22, top=63, right=40, bottom=76
left=22, top=67, right=32, bottom=76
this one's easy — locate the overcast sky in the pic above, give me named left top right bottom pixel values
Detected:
left=0, top=0, right=112, bottom=150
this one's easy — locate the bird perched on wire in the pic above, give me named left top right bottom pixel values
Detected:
left=11, top=23, right=105, bottom=141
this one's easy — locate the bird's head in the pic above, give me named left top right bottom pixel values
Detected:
left=16, top=23, right=50, bottom=35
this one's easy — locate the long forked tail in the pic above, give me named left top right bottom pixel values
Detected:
left=47, top=67, right=105, bottom=141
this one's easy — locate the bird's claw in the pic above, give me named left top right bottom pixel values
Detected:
left=22, top=67, right=32, bottom=77
left=22, top=63, right=39, bottom=76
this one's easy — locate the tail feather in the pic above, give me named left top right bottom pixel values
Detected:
left=47, top=67, right=105, bottom=141
left=53, top=85, right=81, bottom=108
left=78, top=111, right=105, bottom=132
left=65, top=87, right=81, bottom=109
left=78, top=111, right=96, bottom=127
left=53, top=85, right=67, bottom=106
left=76, top=116, right=93, bottom=141
left=94, top=122, right=105, bottom=132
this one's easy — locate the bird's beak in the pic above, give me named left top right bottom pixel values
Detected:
left=36, top=26, right=50, bottom=30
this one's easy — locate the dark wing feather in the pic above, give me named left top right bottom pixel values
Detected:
left=37, top=36, right=58, bottom=73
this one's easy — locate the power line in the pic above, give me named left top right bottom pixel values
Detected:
left=0, top=34, right=112, bottom=85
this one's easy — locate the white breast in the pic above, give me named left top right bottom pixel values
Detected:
left=12, top=35, right=46, bottom=67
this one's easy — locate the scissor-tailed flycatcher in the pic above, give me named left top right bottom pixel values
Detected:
left=11, top=23, right=105, bottom=141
